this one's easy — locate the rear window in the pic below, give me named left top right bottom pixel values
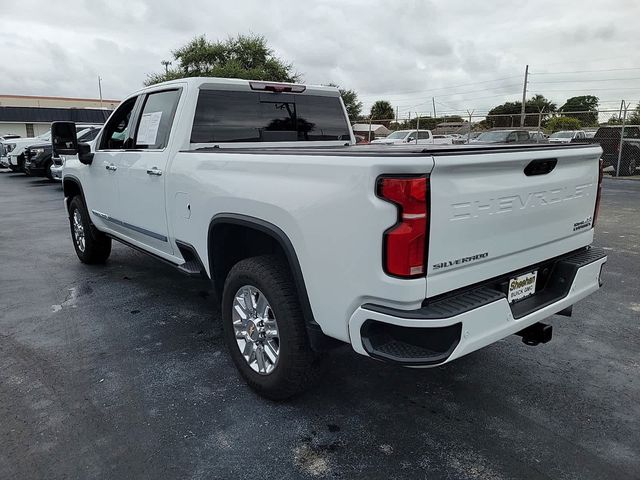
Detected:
left=190, top=90, right=351, bottom=143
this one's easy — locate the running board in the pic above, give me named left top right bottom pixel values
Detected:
left=175, top=240, right=207, bottom=277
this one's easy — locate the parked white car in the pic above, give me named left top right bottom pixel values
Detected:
left=54, top=77, right=606, bottom=399
left=0, top=134, right=21, bottom=167
left=548, top=130, right=587, bottom=143
left=371, top=129, right=436, bottom=145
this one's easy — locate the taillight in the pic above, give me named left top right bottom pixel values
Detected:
left=593, top=158, right=604, bottom=227
left=377, top=175, right=428, bottom=278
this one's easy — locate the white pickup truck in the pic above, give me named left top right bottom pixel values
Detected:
left=52, top=77, right=607, bottom=399
left=371, top=129, right=453, bottom=145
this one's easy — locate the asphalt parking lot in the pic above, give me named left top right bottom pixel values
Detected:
left=0, top=170, right=638, bottom=480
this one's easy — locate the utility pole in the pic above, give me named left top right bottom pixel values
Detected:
left=520, top=64, right=529, bottom=127
left=415, top=112, right=420, bottom=144
left=395, top=106, right=399, bottom=124
left=432, top=97, right=437, bottom=118
left=161, top=60, right=172, bottom=74
left=536, top=107, right=545, bottom=143
left=466, top=110, right=474, bottom=144
left=617, top=100, right=629, bottom=177
left=97, top=75, right=103, bottom=109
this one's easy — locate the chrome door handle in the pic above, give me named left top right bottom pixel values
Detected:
left=146, top=167, right=163, bottom=176
left=105, top=163, right=117, bottom=171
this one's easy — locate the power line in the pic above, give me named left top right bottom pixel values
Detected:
left=529, top=56, right=634, bottom=68
left=530, top=67, right=640, bottom=75
left=528, top=86, right=640, bottom=92
left=392, top=85, right=522, bottom=107
left=357, top=75, right=522, bottom=99
left=532, top=77, right=640, bottom=84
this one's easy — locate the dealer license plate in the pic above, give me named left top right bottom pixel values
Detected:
left=508, top=271, right=538, bottom=303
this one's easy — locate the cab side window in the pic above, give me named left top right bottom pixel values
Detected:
left=99, top=97, right=138, bottom=150
left=517, top=131, right=529, bottom=142
left=134, top=89, right=181, bottom=149
left=418, top=131, right=431, bottom=140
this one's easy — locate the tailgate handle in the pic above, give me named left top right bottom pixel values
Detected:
left=524, top=158, right=557, bottom=176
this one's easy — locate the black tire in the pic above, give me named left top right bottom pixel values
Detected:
left=221, top=255, right=323, bottom=400
left=8, top=165, right=18, bottom=172
left=44, top=159, right=53, bottom=180
left=17, top=154, right=25, bottom=172
left=623, top=155, right=637, bottom=177
left=68, top=196, right=112, bottom=264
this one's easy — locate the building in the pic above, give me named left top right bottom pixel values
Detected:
left=351, top=123, right=391, bottom=140
left=0, top=94, right=119, bottom=137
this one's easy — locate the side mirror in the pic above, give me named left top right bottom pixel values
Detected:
left=52, top=122, right=78, bottom=156
left=78, top=142, right=94, bottom=165
left=407, top=137, right=415, bottom=142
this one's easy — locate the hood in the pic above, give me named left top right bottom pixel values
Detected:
left=9, top=136, right=42, bottom=146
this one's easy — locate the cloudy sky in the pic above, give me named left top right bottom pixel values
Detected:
left=2, top=0, right=639, bottom=119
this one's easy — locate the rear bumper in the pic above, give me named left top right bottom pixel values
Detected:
left=348, top=247, right=607, bottom=366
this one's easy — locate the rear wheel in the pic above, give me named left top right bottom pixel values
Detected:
left=221, top=255, right=323, bottom=400
left=623, top=155, right=637, bottom=176
left=68, top=196, right=111, bottom=264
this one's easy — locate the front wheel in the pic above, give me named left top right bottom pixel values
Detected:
left=68, top=196, right=112, bottom=264
left=44, top=159, right=53, bottom=180
left=221, top=255, right=323, bottom=400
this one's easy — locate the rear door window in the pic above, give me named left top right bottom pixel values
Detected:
left=191, top=90, right=351, bottom=143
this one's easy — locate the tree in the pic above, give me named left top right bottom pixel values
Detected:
left=606, top=115, right=625, bottom=125
left=546, top=116, right=581, bottom=132
left=626, top=103, right=640, bottom=124
left=145, top=34, right=299, bottom=85
left=527, top=94, right=557, bottom=115
left=558, top=95, right=599, bottom=126
left=327, top=84, right=363, bottom=120
left=485, top=94, right=556, bottom=128
left=370, top=100, right=395, bottom=125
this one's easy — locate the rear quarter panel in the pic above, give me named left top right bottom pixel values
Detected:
left=166, top=151, right=434, bottom=342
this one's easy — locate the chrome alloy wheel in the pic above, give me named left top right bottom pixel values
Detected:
left=232, top=286, right=280, bottom=375
left=72, top=209, right=86, bottom=252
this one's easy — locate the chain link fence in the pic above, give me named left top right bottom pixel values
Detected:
left=351, top=108, right=639, bottom=176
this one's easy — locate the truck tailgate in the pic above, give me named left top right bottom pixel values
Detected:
left=426, top=145, right=601, bottom=298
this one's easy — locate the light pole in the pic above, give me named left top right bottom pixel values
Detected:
left=161, top=60, right=172, bottom=74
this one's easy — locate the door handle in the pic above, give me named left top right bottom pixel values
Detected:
left=146, top=167, right=163, bottom=176
left=105, top=163, right=117, bottom=172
